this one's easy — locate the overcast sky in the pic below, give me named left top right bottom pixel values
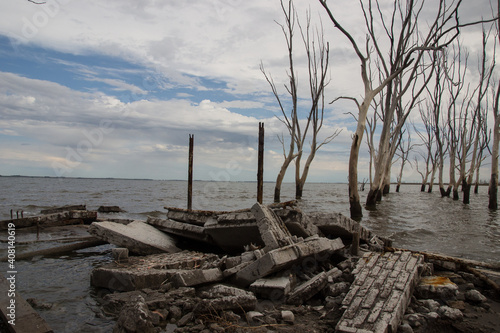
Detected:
left=0, top=0, right=495, bottom=182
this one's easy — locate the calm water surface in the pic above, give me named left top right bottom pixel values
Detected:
left=0, top=177, right=499, bottom=331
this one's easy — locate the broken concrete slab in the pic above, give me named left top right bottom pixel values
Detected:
left=194, top=284, right=257, bottom=313
left=251, top=202, right=295, bottom=253
left=336, top=251, right=424, bottom=333
left=91, top=251, right=220, bottom=291
left=287, top=271, right=328, bottom=305
left=102, top=287, right=196, bottom=316
left=275, top=208, right=321, bottom=239
left=146, top=216, right=214, bottom=245
left=164, top=207, right=220, bottom=226
left=307, top=212, right=386, bottom=245
left=171, top=268, right=223, bottom=287
left=234, top=236, right=344, bottom=287
left=415, top=276, right=459, bottom=300
left=204, top=222, right=263, bottom=253
left=250, top=276, right=293, bottom=300
left=0, top=210, right=97, bottom=230
left=88, top=220, right=180, bottom=255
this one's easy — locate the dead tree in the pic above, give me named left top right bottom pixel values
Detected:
left=395, top=126, right=414, bottom=192
left=489, top=79, right=500, bottom=208
left=489, top=1, right=500, bottom=209
left=445, top=42, right=469, bottom=200
left=463, top=28, right=495, bottom=204
left=261, top=0, right=298, bottom=203
left=262, top=0, right=339, bottom=202
left=294, top=12, right=341, bottom=199
left=319, top=0, right=464, bottom=218
left=414, top=107, right=437, bottom=192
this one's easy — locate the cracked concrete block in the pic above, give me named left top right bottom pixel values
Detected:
left=251, top=202, right=295, bottom=252
left=287, top=272, right=328, bottom=305
left=89, top=220, right=180, bottom=255
left=234, top=236, right=344, bottom=286
left=250, top=276, right=292, bottom=300
left=195, top=284, right=257, bottom=313
left=171, top=268, right=223, bottom=287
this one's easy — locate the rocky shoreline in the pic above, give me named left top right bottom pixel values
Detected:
left=1, top=202, right=499, bottom=332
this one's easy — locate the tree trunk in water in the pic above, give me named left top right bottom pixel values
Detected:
left=439, top=186, right=447, bottom=197
left=383, top=183, right=390, bottom=195
left=349, top=132, right=363, bottom=219
left=366, top=188, right=378, bottom=207
left=474, top=182, right=479, bottom=194
left=396, top=183, right=401, bottom=193
left=462, top=179, right=471, bottom=204
left=274, top=164, right=290, bottom=203
left=489, top=173, right=498, bottom=210
left=296, top=182, right=303, bottom=200
left=420, top=183, right=426, bottom=192
left=427, top=183, right=433, bottom=193
left=274, top=187, right=282, bottom=204
left=444, top=186, right=452, bottom=197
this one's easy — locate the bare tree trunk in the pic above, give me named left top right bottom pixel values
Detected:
left=274, top=153, right=295, bottom=202
left=489, top=86, right=500, bottom=209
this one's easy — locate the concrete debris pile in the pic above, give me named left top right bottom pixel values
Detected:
left=86, top=202, right=500, bottom=333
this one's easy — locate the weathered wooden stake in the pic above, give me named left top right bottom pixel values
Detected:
left=257, top=122, right=264, bottom=204
left=188, top=134, right=194, bottom=211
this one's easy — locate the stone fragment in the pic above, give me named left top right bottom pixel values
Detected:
left=419, top=299, right=441, bottom=312
left=287, top=272, right=328, bottom=305
left=464, top=289, right=487, bottom=303
left=113, top=295, right=156, bottom=333
left=246, top=311, right=264, bottom=325
left=194, top=284, right=257, bottom=313
left=324, top=282, right=351, bottom=297
left=250, top=276, right=292, bottom=300
left=415, top=276, right=458, bottom=300
left=437, top=305, right=463, bottom=321
left=398, top=323, right=414, bottom=333
left=234, top=236, right=344, bottom=286
left=177, top=312, right=194, bottom=327
left=171, top=268, right=223, bottom=287
left=112, top=248, right=129, bottom=263
left=281, top=310, right=295, bottom=324
left=89, top=220, right=180, bottom=255
left=147, top=216, right=214, bottom=245
left=251, top=202, right=295, bottom=252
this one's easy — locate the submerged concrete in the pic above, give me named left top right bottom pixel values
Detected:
left=0, top=276, right=53, bottom=333
left=88, top=220, right=180, bottom=255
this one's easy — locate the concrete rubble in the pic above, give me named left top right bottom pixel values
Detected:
left=86, top=202, right=500, bottom=333
left=88, top=220, right=180, bottom=255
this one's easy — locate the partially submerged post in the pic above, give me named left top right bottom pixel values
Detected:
left=257, top=122, right=264, bottom=204
left=188, top=134, right=194, bottom=211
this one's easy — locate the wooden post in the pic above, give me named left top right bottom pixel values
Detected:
left=257, top=122, right=264, bottom=204
left=188, top=134, right=194, bottom=211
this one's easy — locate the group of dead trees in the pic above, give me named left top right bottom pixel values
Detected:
left=261, top=0, right=341, bottom=203
left=411, top=31, right=497, bottom=206
left=266, top=0, right=499, bottom=219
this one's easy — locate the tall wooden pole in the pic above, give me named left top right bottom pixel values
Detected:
left=188, top=134, right=194, bottom=211
left=257, top=122, right=264, bottom=204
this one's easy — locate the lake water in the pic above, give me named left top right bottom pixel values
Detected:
left=0, top=176, right=499, bottom=331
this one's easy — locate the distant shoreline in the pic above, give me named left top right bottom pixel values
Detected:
left=1, top=175, right=490, bottom=186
